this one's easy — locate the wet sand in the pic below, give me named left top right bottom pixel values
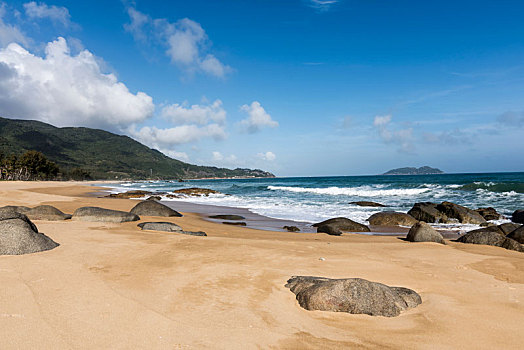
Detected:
left=0, top=181, right=523, bottom=349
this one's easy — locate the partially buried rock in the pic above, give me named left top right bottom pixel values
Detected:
left=367, top=211, right=417, bottom=226
left=146, top=196, right=162, bottom=201
left=456, top=229, right=523, bottom=253
left=209, top=214, right=245, bottom=220
left=223, top=222, right=247, bottom=226
left=407, top=202, right=449, bottom=223
left=436, top=202, right=486, bottom=225
left=283, top=225, right=300, bottom=232
left=0, top=210, right=58, bottom=255
left=406, top=222, right=445, bottom=244
left=507, top=226, right=524, bottom=244
left=130, top=201, right=182, bottom=217
left=475, top=207, right=501, bottom=221
left=349, top=201, right=386, bottom=207
left=0, top=205, right=31, bottom=214
left=313, top=217, right=370, bottom=235
left=72, top=207, right=140, bottom=223
left=285, top=276, right=421, bottom=317
left=25, top=205, right=71, bottom=221
left=106, top=190, right=159, bottom=199
left=512, top=210, right=524, bottom=224
left=138, top=222, right=206, bottom=236
left=499, top=223, right=522, bottom=235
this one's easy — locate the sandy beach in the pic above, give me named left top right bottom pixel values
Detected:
left=1, top=181, right=523, bottom=349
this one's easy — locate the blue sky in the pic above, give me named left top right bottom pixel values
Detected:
left=0, top=0, right=523, bottom=176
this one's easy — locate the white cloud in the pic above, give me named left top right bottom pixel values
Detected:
left=212, top=151, right=223, bottom=161
left=307, top=0, right=341, bottom=11
left=373, top=115, right=413, bottom=153
left=239, top=101, right=278, bottom=133
left=160, top=99, right=226, bottom=125
left=0, top=37, right=154, bottom=129
left=124, top=7, right=231, bottom=78
left=0, top=3, right=29, bottom=47
left=23, top=1, right=72, bottom=27
left=211, top=151, right=237, bottom=165
left=129, top=124, right=226, bottom=149
left=497, top=111, right=524, bottom=127
left=162, top=150, right=189, bottom=161
left=257, top=151, right=276, bottom=161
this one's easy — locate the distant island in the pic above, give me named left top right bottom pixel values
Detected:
left=0, top=117, right=275, bottom=180
left=382, top=166, right=444, bottom=176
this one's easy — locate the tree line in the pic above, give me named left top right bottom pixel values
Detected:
left=0, top=150, right=91, bottom=181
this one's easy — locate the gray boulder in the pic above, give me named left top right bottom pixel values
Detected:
left=26, top=205, right=71, bottom=221
left=457, top=229, right=523, bottom=253
left=507, top=226, right=524, bottom=244
left=367, top=211, right=418, bottom=226
left=349, top=201, right=386, bottom=207
left=209, top=214, right=245, bottom=220
left=0, top=213, right=58, bottom=255
left=475, top=207, right=501, bottom=221
left=512, top=210, right=524, bottom=224
left=283, top=225, right=300, bottom=232
left=436, top=202, right=486, bottom=225
left=313, top=217, right=370, bottom=234
left=72, top=207, right=140, bottom=223
left=285, top=276, right=421, bottom=317
left=406, top=222, right=445, bottom=244
left=0, top=205, right=31, bottom=214
left=130, top=201, right=182, bottom=217
left=499, top=223, right=522, bottom=235
left=137, top=222, right=206, bottom=236
left=407, top=202, right=449, bottom=223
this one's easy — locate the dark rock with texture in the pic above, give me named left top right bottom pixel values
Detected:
left=367, top=211, right=417, bottom=226
left=209, top=214, right=245, bottom=220
left=313, top=217, right=370, bottom=234
left=499, top=223, right=522, bottom=235
left=0, top=205, right=31, bottom=214
left=25, top=205, right=71, bottom=221
left=349, top=201, right=386, bottom=207
left=406, top=222, right=445, bottom=244
left=475, top=207, right=501, bottom=221
left=285, top=276, right=421, bottom=317
left=222, top=222, right=247, bottom=226
left=138, top=222, right=183, bottom=232
left=72, top=207, right=140, bottom=223
left=0, top=211, right=58, bottom=255
left=507, top=226, right=524, bottom=244
left=512, top=210, right=524, bottom=224
left=457, top=229, right=523, bottom=253
left=407, top=202, right=449, bottom=223
left=106, top=190, right=158, bottom=199
left=436, top=202, right=486, bottom=224
left=283, top=225, right=300, bottom=232
left=130, top=201, right=182, bottom=217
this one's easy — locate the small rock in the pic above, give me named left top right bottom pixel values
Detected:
left=283, top=225, right=300, bottom=232
left=209, top=215, right=245, bottom=220
left=349, top=201, right=386, bottom=207
left=222, top=222, right=247, bottom=226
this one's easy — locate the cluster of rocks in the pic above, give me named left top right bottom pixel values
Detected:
left=106, top=188, right=223, bottom=200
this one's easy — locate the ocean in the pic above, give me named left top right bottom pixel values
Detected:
left=102, top=172, right=524, bottom=232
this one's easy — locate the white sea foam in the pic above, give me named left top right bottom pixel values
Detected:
left=267, top=185, right=429, bottom=197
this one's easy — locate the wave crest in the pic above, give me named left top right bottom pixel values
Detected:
left=267, top=185, right=429, bottom=197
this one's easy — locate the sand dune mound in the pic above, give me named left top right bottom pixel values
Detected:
left=130, top=201, right=182, bottom=217
left=26, top=205, right=72, bottom=221
left=0, top=210, right=58, bottom=255
left=72, top=207, right=140, bottom=223
left=286, top=276, right=421, bottom=317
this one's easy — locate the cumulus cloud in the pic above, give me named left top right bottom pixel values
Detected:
left=497, top=111, right=524, bottom=127
left=239, top=101, right=278, bottom=133
left=0, top=37, right=154, bottom=129
left=124, top=7, right=231, bottom=78
left=257, top=151, right=276, bottom=161
left=211, top=151, right=237, bottom=164
left=0, top=3, right=29, bottom=47
left=23, top=1, right=73, bottom=27
left=160, top=99, right=226, bottom=125
left=373, top=115, right=413, bottom=153
left=129, top=124, right=226, bottom=150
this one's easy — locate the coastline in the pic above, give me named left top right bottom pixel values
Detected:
left=1, top=181, right=523, bottom=349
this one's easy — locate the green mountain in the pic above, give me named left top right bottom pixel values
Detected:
left=382, top=166, right=444, bottom=176
left=0, top=117, right=275, bottom=180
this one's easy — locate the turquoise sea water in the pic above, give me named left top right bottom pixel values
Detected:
left=103, top=172, right=524, bottom=231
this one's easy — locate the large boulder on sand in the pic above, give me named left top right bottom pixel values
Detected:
left=499, top=223, right=522, bottom=235
left=457, top=229, right=523, bottom=253
left=406, top=222, right=445, bottom=244
left=475, top=207, right=501, bottom=221
left=285, top=276, right=421, bottom=317
left=436, top=202, right=486, bottom=225
left=0, top=205, right=31, bottom=214
left=138, top=222, right=206, bottom=236
left=0, top=210, right=58, bottom=255
left=367, top=211, right=417, bottom=226
left=512, top=210, right=524, bottom=224
left=72, top=207, right=139, bottom=223
left=25, top=205, right=71, bottom=221
left=313, top=217, right=370, bottom=235
left=507, top=226, right=524, bottom=244
left=407, top=202, right=449, bottom=223
left=130, top=201, right=182, bottom=217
